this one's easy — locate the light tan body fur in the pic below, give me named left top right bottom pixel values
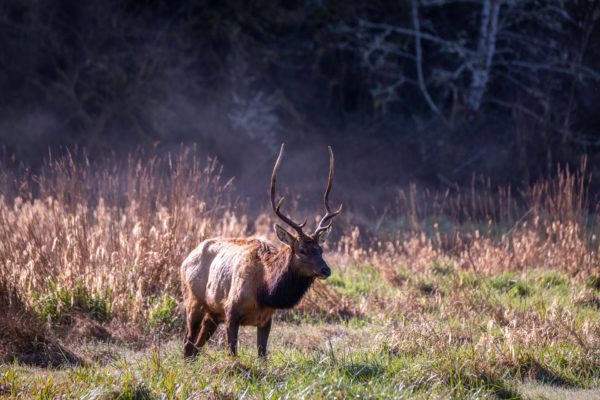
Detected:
left=180, top=144, right=341, bottom=358
left=180, top=236, right=312, bottom=357
left=181, top=237, right=277, bottom=328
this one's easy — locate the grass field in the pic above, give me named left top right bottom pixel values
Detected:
left=2, top=267, right=600, bottom=399
left=1, top=150, right=599, bottom=399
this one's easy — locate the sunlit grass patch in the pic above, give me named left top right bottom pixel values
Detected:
left=536, top=270, right=568, bottom=289
left=327, top=263, right=388, bottom=300
left=430, top=261, right=454, bottom=277
left=147, top=293, right=182, bottom=334
left=31, top=280, right=111, bottom=324
left=487, top=273, right=530, bottom=297
left=2, top=314, right=599, bottom=399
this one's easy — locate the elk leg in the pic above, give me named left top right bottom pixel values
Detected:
left=194, top=314, right=219, bottom=349
left=225, top=312, right=240, bottom=356
left=183, top=302, right=204, bottom=358
left=257, top=318, right=272, bottom=358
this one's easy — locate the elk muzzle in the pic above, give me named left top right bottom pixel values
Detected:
left=318, top=263, right=331, bottom=279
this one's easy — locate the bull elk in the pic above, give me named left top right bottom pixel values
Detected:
left=180, top=144, right=342, bottom=358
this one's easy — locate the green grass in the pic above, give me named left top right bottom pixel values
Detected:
left=147, top=294, right=182, bottom=333
left=328, top=263, right=389, bottom=300
left=2, top=264, right=600, bottom=399
left=2, top=324, right=598, bottom=399
left=31, top=280, right=112, bottom=324
left=0, top=332, right=506, bottom=399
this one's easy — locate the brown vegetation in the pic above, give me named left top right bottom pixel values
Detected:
left=0, top=147, right=599, bottom=367
left=0, top=280, right=81, bottom=367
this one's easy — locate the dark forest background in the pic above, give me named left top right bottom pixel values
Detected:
left=1, top=0, right=599, bottom=207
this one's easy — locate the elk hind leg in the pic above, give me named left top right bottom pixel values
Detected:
left=194, top=314, right=219, bottom=349
left=183, top=300, right=204, bottom=358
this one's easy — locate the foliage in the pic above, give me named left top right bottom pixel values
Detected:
left=2, top=266, right=600, bottom=398
left=1, top=1, right=599, bottom=190
left=1, top=150, right=600, bottom=397
left=147, top=294, right=182, bottom=333
left=32, top=281, right=111, bottom=324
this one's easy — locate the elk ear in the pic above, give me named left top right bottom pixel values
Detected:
left=274, top=224, right=295, bottom=245
left=317, top=226, right=331, bottom=244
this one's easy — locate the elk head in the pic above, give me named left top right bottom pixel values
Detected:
left=270, top=144, right=342, bottom=279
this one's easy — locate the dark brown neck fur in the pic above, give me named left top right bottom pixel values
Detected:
left=257, top=245, right=314, bottom=309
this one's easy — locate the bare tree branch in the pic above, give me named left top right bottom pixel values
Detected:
left=411, top=0, right=447, bottom=123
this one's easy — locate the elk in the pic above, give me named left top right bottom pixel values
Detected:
left=180, top=144, right=342, bottom=358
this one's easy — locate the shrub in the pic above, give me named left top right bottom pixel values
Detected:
left=148, top=294, right=182, bottom=332
left=32, top=281, right=111, bottom=324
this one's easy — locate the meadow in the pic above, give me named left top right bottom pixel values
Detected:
left=1, top=149, right=599, bottom=399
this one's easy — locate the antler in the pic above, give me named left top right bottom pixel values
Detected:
left=270, top=144, right=308, bottom=237
left=314, top=146, right=342, bottom=237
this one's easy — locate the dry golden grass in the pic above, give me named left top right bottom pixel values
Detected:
left=1, top=149, right=600, bottom=397
left=1, top=150, right=598, bottom=322
left=0, top=148, right=243, bottom=321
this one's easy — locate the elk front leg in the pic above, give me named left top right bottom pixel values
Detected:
left=225, top=311, right=240, bottom=356
left=257, top=318, right=272, bottom=358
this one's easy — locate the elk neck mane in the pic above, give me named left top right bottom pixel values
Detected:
left=257, top=243, right=315, bottom=309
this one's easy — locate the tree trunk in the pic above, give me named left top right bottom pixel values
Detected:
left=465, top=0, right=501, bottom=111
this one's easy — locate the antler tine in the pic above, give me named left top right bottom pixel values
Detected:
left=270, top=144, right=307, bottom=237
left=314, top=146, right=342, bottom=236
